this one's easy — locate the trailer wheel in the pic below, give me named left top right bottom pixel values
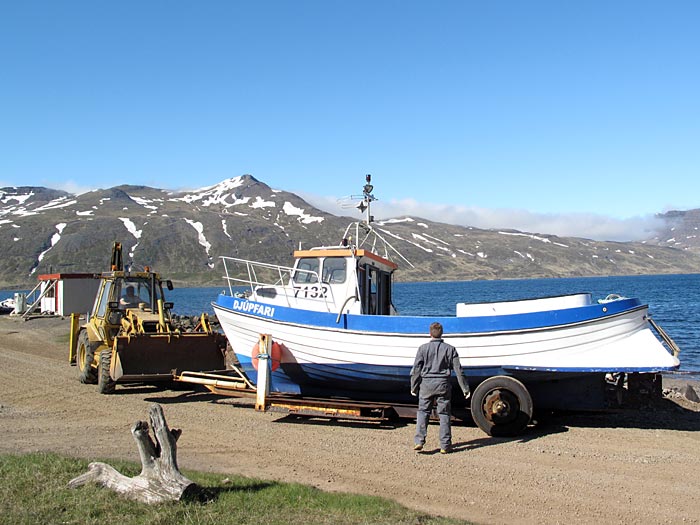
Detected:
left=77, top=331, right=98, bottom=384
left=470, top=376, right=533, bottom=437
left=98, top=350, right=116, bottom=394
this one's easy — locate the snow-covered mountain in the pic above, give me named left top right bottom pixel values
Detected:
left=1, top=175, right=699, bottom=288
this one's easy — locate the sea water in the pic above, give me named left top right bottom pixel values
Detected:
left=3, top=273, right=699, bottom=371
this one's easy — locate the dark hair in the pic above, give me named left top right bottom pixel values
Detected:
left=429, top=322, right=443, bottom=339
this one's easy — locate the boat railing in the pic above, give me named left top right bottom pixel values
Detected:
left=219, top=256, right=335, bottom=311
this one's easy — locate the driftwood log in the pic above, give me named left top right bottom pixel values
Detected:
left=68, top=403, right=197, bottom=504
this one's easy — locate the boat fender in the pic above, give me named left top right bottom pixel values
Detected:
left=251, top=341, right=282, bottom=371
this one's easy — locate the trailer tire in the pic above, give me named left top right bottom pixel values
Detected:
left=98, top=350, right=116, bottom=394
left=470, top=375, right=533, bottom=437
left=77, top=331, right=98, bottom=384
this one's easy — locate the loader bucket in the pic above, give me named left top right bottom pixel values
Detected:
left=112, top=332, right=226, bottom=382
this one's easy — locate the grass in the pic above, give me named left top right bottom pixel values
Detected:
left=0, top=453, right=469, bottom=525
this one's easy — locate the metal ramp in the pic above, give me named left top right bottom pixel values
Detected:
left=176, top=334, right=416, bottom=424
left=15, top=278, right=58, bottom=319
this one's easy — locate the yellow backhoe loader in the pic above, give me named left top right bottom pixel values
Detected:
left=69, top=242, right=226, bottom=394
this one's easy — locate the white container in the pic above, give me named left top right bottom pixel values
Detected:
left=13, top=292, right=27, bottom=314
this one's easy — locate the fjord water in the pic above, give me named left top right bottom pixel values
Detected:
left=165, top=274, right=700, bottom=372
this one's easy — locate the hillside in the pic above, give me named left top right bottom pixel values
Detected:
left=1, top=175, right=700, bottom=288
left=646, top=209, right=700, bottom=253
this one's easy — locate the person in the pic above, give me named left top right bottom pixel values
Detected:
left=411, top=322, right=470, bottom=454
left=119, top=285, right=140, bottom=308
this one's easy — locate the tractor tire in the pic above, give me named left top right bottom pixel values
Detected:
left=77, top=331, right=98, bottom=384
left=98, top=350, right=116, bottom=394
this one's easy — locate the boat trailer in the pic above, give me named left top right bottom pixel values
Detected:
left=176, top=334, right=418, bottom=424
left=176, top=333, right=671, bottom=434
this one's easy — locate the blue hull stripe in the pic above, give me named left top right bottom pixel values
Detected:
left=214, top=294, right=645, bottom=335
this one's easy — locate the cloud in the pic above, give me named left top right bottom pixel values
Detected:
left=300, top=193, right=665, bottom=242
left=41, top=179, right=95, bottom=195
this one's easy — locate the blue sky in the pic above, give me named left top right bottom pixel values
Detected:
left=1, top=1, right=698, bottom=241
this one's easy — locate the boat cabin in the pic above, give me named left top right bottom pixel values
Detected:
left=230, top=245, right=398, bottom=316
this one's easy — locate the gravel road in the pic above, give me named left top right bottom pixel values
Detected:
left=1, top=315, right=699, bottom=524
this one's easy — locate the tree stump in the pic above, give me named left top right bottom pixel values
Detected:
left=68, top=403, right=197, bottom=504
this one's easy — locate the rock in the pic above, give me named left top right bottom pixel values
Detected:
left=681, top=384, right=700, bottom=403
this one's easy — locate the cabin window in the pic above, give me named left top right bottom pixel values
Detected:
left=293, top=257, right=319, bottom=284
left=322, top=258, right=346, bottom=284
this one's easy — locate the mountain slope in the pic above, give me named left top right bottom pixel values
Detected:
left=646, top=209, right=700, bottom=253
left=1, top=176, right=700, bottom=288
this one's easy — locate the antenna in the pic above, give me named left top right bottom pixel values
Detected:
left=337, top=173, right=377, bottom=224
left=338, top=175, right=415, bottom=269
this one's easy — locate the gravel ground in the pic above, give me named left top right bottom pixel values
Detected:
left=1, top=315, right=699, bottom=524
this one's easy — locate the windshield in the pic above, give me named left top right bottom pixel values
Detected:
left=115, top=277, right=162, bottom=309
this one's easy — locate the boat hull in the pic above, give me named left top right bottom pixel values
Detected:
left=213, top=294, right=679, bottom=402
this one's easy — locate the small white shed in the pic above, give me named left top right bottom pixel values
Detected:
left=37, top=273, right=100, bottom=316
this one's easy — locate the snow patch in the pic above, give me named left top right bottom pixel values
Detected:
left=31, top=223, right=66, bottom=274
left=498, top=231, right=552, bottom=244
left=221, top=219, right=231, bottom=240
left=129, top=195, right=160, bottom=211
left=119, top=218, right=142, bottom=239
left=34, top=197, right=77, bottom=212
left=411, top=233, right=451, bottom=254
left=1, top=191, right=33, bottom=205
left=171, top=177, right=251, bottom=207
left=250, top=196, right=276, bottom=209
left=282, top=201, right=324, bottom=224
left=184, top=219, right=214, bottom=268
left=377, top=227, right=433, bottom=253
left=378, top=217, right=415, bottom=225
left=119, top=218, right=142, bottom=258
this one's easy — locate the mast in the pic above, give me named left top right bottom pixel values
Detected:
left=356, top=174, right=375, bottom=227
left=339, top=174, right=414, bottom=268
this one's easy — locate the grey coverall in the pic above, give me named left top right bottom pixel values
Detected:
left=410, top=338, right=470, bottom=450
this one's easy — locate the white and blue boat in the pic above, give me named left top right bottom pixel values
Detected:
left=212, top=177, right=680, bottom=435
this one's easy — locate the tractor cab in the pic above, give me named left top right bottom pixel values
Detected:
left=90, top=271, right=174, bottom=341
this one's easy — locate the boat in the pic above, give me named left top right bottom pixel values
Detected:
left=211, top=176, right=681, bottom=435
left=0, top=297, right=15, bottom=315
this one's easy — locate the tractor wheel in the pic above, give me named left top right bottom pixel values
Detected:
left=77, top=331, right=98, bottom=384
left=470, top=376, right=533, bottom=437
left=98, top=350, right=116, bottom=394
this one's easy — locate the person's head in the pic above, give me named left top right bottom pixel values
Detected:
left=429, top=322, right=443, bottom=339
left=125, top=286, right=135, bottom=296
